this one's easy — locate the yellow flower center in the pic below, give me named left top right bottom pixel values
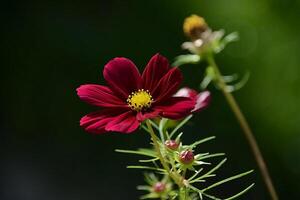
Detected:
left=127, top=89, right=153, bottom=112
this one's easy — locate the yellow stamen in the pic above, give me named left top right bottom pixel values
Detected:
left=127, top=89, right=153, bottom=112
left=183, top=15, right=207, bottom=40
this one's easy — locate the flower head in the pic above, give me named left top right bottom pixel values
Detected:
left=174, top=87, right=211, bottom=113
left=183, top=15, right=208, bottom=40
left=182, top=15, right=225, bottom=56
left=77, top=54, right=195, bottom=134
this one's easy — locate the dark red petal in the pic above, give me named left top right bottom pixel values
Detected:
left=76, top=84, right=127, bottom=108
left=192, top=91, right=211, bottom=112
left=174, top=87, right=198, bottom=99
left=105, top=111, right=140, bottom=133
left=142, top=54, right=170, bottom=92
left=174, top=88, right=211, bottom=113
left=80, top=109, right=126, bottom=134
left=103, top=57, right=142, bottom=99
left=136, top=110, right=161, bottom=122
left=155, top=97, right=194, bottom=120
left=152, top=68, right=183, bottom=103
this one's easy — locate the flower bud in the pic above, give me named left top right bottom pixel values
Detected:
left=165, top=140, right=179, bottom=150
left=153, top=182, right=166, bottom=193
left=179, top=150, right=194, bottom=165
left=183, top=15, right=208, bottom=40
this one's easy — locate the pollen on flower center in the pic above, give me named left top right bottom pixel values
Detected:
left=126, top=89, right=153, bottom=112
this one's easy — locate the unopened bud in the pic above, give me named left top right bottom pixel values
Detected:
left=179, top=150, right=194, bottom=165
left=165, top=140, right=179, bottom=150
left=183, top=15, right=208, bottom=40
left=153, top=182, right=166, bottom=193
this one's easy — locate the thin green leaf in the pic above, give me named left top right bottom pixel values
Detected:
left=175, top=132, right=184, bottom=142
left=173, top=54, right=201, bottom=67
left=140, top=193, right=159, bottom=199
left=202, top=192, right=221, bottom=200
left=200, top=66, right=216, bottom=90
left=190, top=180, right=206, bottom=184
left=225, top=183, right=255, bottom=200
left=137, top=185, right=152, bottom=191
left=225, top=71, right=250, bottom=93
left=191, top=159, right=227, bottom=183
left=200, top=75, right=213, bottom=90
left=171, top=194, right=178, bottom=200
left=202, top=170, right=254, bottom=192
left=189, top=185, right=221, bottom=200
left=170, top=115, right=193, bottom=138
left=115, top=149, right=156, bottom=157
left=205, top=174, right=216, bottom=178
left=148, top=120, right=159, bottom=131
left=127, top=165, right=166, bottom=172
left=188, top=168, right=204, bottom=181
left=194, top=153, right=209, bottom=159
left=159, top=118, right=168, bottom=142
left=141, top=125, right=149, bottom=132
left=198, top=153, right=225, bottom=160
left=190, top=136, right=216, bottom=149
left=139, top=158, right=160, bottom=163
left=222, top=74, right=239, bottom=83
left=202, top=158, right=227, bottom=176
left=223, top=32, right=239, bottom=45
left=144, top=173, right=159, bottom=185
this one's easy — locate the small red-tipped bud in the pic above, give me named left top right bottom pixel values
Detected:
left=179, top=150, right=194, bottom=165
left=165, top=140, right=179, bottom=150
left=153, top=182, right=166, bottom=193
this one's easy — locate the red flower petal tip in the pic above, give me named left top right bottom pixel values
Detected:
left=174, top=87, right=211, bottom=113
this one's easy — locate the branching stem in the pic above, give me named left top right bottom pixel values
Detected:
left=146, top=120, right=183, bottom=187
left=206, top=54, right=279, bottom=200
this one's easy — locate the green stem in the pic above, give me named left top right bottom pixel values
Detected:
left=145, top=120, right=183, bottom=187
left=182, top=169, right=187, bottom=179
left=206, top=54, right=279, bottom=200
left=179, top=187, right=187, bottom=200
left=181, top=169, right=188, bottom=200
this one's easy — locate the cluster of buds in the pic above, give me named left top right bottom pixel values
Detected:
left=164, top=138, right=207, bottom=170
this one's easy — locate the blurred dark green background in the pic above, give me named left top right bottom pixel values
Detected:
left=1, top=0, right=300, bottom=199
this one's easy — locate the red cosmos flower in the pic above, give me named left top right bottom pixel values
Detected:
left=174, top=87, right=210, bottom=113
left=77, top=54, right=195, bottom=134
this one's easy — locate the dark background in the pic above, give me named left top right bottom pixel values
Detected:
left=1, top=0, right=300, bottom=199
